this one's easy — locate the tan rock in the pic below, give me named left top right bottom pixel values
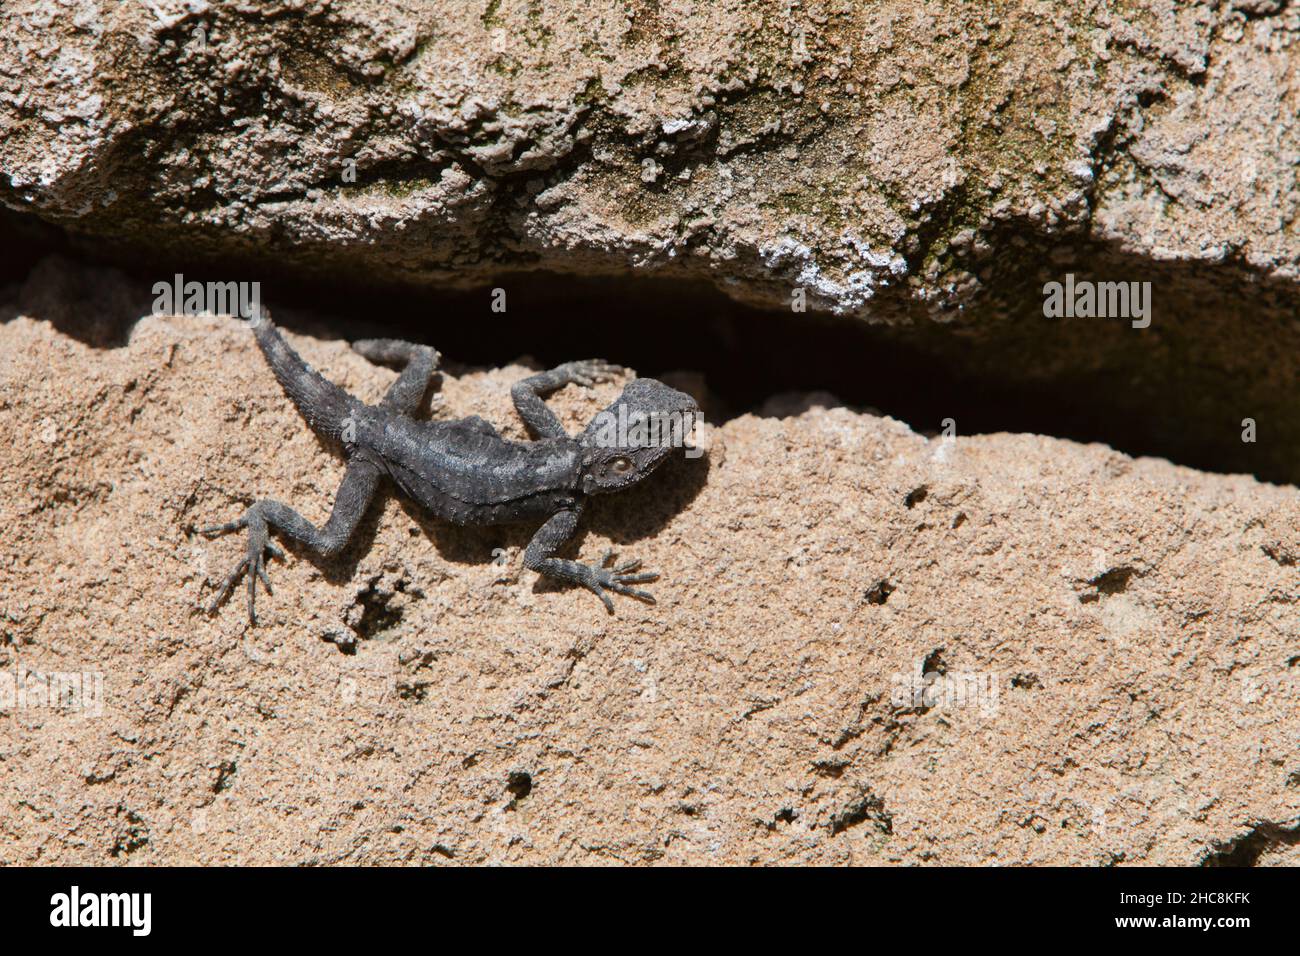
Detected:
left=2, top=0, right=1298, bottom=310
left=1, top=266, right=1296, bottom=865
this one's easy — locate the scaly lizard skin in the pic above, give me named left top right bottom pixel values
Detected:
left=201, top=312, right=700, bottom=622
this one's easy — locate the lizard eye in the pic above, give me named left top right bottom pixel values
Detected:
left=610, top=456, right=634, bottom=474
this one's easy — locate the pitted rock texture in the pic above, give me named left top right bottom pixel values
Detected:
left=2, top=266, right=1298, bottom=865
left=2, top=0, right=1299, bottom=315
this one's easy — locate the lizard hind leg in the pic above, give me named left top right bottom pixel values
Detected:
left=351, top=338, right=440, bottom=415
left=200, top=461, right=382, bottom=624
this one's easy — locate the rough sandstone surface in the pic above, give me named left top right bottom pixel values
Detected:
left=2, top=266, right=1298, bottom=865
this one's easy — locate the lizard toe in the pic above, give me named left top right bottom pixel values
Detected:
left=199, top=515, right=249, bottom=537
left=255, top=554, right=273, bottom=595
left=568, top=359, right=623, bottom=386
left=585, top=581, right=616, bottom=614
left=204, top=508, right=281, bottom=624
left=207, top=556, right=249, bottom=614
left=608, top=581, right=657, bottom=603
left=615, top=571, right=659, bottom=585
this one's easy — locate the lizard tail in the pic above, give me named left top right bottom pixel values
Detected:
left=250, top=312, right=357, bottom=442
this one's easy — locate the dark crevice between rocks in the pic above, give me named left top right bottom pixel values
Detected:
left=1200, top=820, right=1300, bottom=867
left=3, top=207, right=1300, bottom=485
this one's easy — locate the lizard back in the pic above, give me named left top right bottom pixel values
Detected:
left=357, top=412, right=583, bottom=525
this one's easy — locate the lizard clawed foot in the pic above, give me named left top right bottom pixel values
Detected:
left=351, top=338, right=441, bottom=369
left=559, top=359, right=623, bottom=388
left=584, top=549, right=659, bottom=613
left=199, top=507, right=284, bottom=624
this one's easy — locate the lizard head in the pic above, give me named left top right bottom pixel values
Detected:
left=576, top=378, right=701, bottom=494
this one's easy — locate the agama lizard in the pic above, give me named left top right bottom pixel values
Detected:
left=200, top=312, right=700, bottom=622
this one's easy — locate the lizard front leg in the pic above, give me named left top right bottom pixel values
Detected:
left=510, top=360, right=624, bottom=439
left=201, top=460, right=381, bottom=624
left=523, top=507, right=659, bottom=612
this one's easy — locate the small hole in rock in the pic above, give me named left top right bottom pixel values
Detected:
left=1092, top=566, right=1136, bottom=595
left=212, top=760, right=237, bottom=793
left=864, top=579, right=894, bottom=605
left=922, top=647, right=947, bottom=676
left=1080, top=566, right=1138, bottom=602
left=506, top=771, right=533, bottom=801
left=320, top=630, right=358, bottom=655
left=354, top=579, right=403, bottom=638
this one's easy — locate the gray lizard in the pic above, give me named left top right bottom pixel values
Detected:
left=200, top=312, right=700, bottom=622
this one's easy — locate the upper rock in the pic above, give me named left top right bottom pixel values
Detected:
left=2, top=0, right=1298, bottom=316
